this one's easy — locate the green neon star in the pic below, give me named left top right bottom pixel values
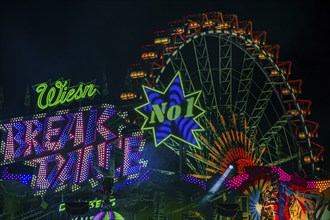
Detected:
left=135, top=72, right=205, bottom=149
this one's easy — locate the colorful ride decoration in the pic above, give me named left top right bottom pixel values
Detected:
left=225, top=166, right=330, bottom=220
left=0, top=104, right=148, bottom=196
left=93, top=211, right=125, bottom=220
left=192, top=114, right=263, bottom=179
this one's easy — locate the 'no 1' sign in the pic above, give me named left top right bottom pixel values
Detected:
left=135, top=72, right=205, bottom=149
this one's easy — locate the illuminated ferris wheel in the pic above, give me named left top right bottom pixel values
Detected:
left=122, top=12, right=324, bottom=180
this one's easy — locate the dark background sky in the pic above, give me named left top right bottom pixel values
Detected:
left=1, top=0, right=329, bottom=173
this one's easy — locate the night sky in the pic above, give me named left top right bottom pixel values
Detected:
left=1, top=0, right=330, bottom=173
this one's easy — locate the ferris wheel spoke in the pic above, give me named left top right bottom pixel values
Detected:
left=283, top=125, right=295, bottom=158
left=162, top=138, right=201, bottom=174
left=166, top=48, right=213, bottom=173
left=168, top=50, right=196, bottom=93
left=147, top=65, right=202, bottom=171
left=218, top=36, right=233, bottom=112
left=169, top=49, right=204, bottom=107
left=154, top=76, right=166, bottom=91
left=266, top=153, right=299, bottom=166
left=257, top=114, right=292, bottom=156
left=160, top=51, right=207, bottom=172
left=192, top=35, right=220, bottom=117
left=168, top=49, right=210, bottom=129
left=186, top=157, right=201, bottom=175
left=246, top=78, right=278, bottom=143
left=265, top=144, right=277, bottom=164
left=163, top=136, right=204, bottom=174
left=129, top=14, right=316, bottom=177
left=187, top=150, right=221, bottom=172
left=162, top=137, right=181, bottom=152
left=234, top=53, right=256, bottom=114
left=267, top=133, right=285, bottom=164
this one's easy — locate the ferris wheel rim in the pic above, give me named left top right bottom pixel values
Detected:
left=154, top=30, right=309, bottom=165
left=124, top=12, right=323, bottom=177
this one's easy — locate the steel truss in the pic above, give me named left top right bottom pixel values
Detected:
left=124, top=11, right=324, bottom=178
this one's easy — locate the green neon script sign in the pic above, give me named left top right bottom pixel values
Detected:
left=34, top=79, right=99, bottom=110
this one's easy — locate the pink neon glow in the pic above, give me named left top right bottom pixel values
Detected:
left=271, top=166, right=292, bottom=182
left=72, top=112, right=85, bottom=147
left=30, top=154, right=66, bottom=191
left=52, top=148, right=82, bottom=188
left=97, top=142, right=107, bottom=168
left=306, top=181, right=317, bottom=188
left=225, top=173, right=249, bottom=189
left=44, top=115, right=65, bottom=152
left=23, top=119, right=43, bottom=157
left=123, top=136, right=143, bottom=176
left=0, top=107, right=147, bottom=194
left=79, top=145, right=94, bottom=183
left=226, top=166, right=322, bottom=190
left=95, top=108, right=117, bottom=141
left=3, top=123, right=25, bottom=160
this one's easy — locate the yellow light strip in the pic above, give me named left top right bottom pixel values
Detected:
left=209, top=121, right=217, bottom=134
left=211, top=146, right=220, bottom=156
left=222, top=132, right=228, bottom=146
left=200, top=135, right=210, bottom=146
left=220, top=115, right=227, bottom=130
left=190, top=174, right=212, bottom=179
left=208, top=152, right=222, bottom=164
left=231, top=130, right=236, bottom=142
left=316, top=180, right=330, bottom=192
left=194, top=153, right=218, bottom=168
left=205, top=168, right=218, bottom=174
left=214, top=140, right=223, bottom=153
left=226, top=131, right=232, bottom=143
left=240, top=131, right=243, bottom=144
left=232, top=113, right=237, bottom=128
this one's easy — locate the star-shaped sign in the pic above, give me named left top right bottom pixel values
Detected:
left=135, top=72, right=205, bottom=149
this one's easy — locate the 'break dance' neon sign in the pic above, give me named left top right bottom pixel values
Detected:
left=0, top=105, right=147, bottom=195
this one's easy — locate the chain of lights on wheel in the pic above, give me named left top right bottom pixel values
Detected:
left=121, top=12, right=325, bottom=179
